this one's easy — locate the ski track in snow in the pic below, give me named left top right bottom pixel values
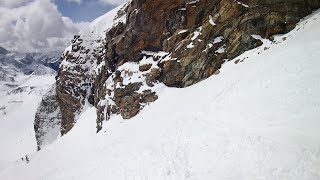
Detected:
left=1, top=8, right=320, bottom=180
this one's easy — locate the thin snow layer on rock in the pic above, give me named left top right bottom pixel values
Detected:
left=234, top=0, right=249, bottom=8
left=187, top=42, right=195, bottom=49
left=100, top=51, right=167, bottom=108
left=215, top=44, right=226, bottom=53
left=178, top=29, right=188, bottom=34
left=209, top=15, right=216, bottom=26
left=213, top=36, right=224, bottom=44
left=118, top=52, right=167, bottom=91
left=187, top=26, right=202, bottom=49
left=34, top=84, right=61, bottom=150
left=60, top=2, right=128, bottom=72
left=1, top=10, right=320, bottom=180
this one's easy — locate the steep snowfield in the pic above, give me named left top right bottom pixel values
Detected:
left=1, top=9, right=320, bottom=180
left=0, top=75, right=55, bottom=171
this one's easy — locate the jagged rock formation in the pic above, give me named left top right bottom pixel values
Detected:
left=34, top=85, right=61, bottom=150
left=55, top=0, right=320, bottom=134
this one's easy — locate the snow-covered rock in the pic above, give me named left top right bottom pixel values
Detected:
left=55, top=0, right=320, bottom=136
left=56, top=3, right=129, bottom=135
left=34, top=85, right=61, bottom=150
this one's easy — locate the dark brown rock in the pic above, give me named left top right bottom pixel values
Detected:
left=142, top=90, right=158, bottom=103
left=146, top=68, right=161, bottom=87
left=139, top=64, right=152, bottom=72
left=120, top=96, right=140, bottom=119
left=34, top=85, right=61, bottom=150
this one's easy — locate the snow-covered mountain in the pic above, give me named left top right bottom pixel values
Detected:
left=0, top=47, right=59, bottom=170
left=1, top=0, right=320, bottom=179
left=0, top=47, right=60, bottom=72
left=0, top=46, right=59, bottom=83
left=0, top=46, right=59, bottom=93
left=0, top=75, right=55, bottom=171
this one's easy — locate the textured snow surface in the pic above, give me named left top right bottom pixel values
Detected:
left=78, top=4, right=126, bottom=42
left=0, top=75, right=55, bottom=171
left=1, top=9, right=320, bottom=180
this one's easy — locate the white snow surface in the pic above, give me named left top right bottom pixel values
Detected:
left=0, top=75, right=55, bottom=171
left=80, top=4, right=127, bottom=40
left=209, top=15, right=216, bottom=26
left=234, top=0, right=249, bottom=8
left=1, top=9, right=320, bottom=180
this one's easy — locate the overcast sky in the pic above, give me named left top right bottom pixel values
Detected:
left=0, top=0, right=128, bottom=53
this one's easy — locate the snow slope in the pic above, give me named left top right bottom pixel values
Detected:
left=1, top=9, right=320, bottom=180
left=0, top=75, right=55, bottom=171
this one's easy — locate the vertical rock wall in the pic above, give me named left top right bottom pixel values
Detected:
left=34, top=85, right=61, bottom=150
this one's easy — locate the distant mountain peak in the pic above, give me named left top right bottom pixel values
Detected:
left=0, top=50, right=61, bottom=78
left=0, top=46, right=8, bottom=55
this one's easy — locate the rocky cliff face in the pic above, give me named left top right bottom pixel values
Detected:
left=54, top=0, right=320, bottom=135
left=34, top=85, right=61, bottom=150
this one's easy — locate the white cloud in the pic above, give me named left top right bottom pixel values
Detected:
left=0, top=0, right=35, bottom=8
left=99, top=0, right=129, bottom=6
left=0, top=0, right=82, bottom=53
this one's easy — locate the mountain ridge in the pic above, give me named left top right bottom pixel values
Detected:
left=0, top=46, right=60, bottom=82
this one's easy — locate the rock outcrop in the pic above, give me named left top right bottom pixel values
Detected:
left=34, top=85, right=61, bottom=150
left=54, top=0, right=320, bottom=134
